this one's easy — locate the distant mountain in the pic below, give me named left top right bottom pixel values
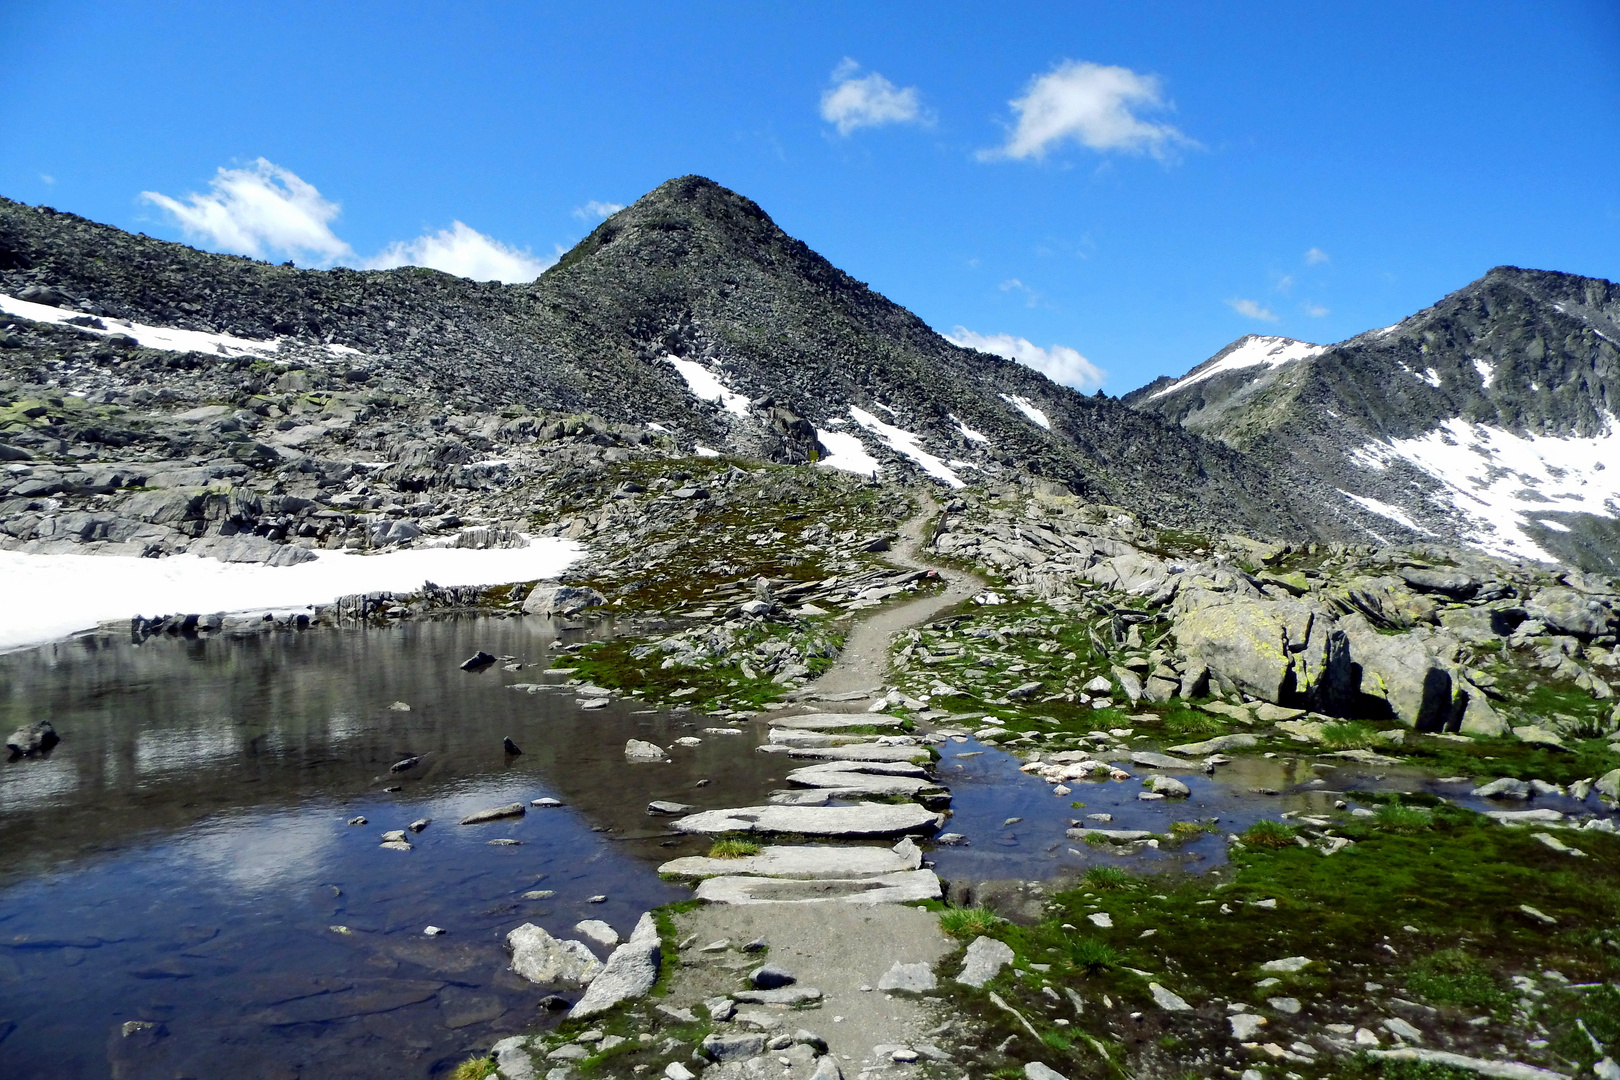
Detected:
left=0, top=177, right=1320, bottom=539
left=1126, top=267, right=1620, bottom=571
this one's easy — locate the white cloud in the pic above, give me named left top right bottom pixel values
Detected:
left=1227, top=298, right=1280, bottom=322
left=1302, top=301, right=1330, bottom=318
left=364, top=221, right=552, bottom=283
left=820, top=58, right=926, bottom=136
left=143, top=158, right=550, bottom=283
left=981, top=60, right=1193, bottom=161
left=1304, top=247, right=1330, bottom=265
left=1275, top=274, right=1295, bottom=294
left=39, top=174, right=55, bottom=186
left=141, top=157, right=354, bottom=263
left=945, top=327, right=1106, bottom=390
left=573, top=200, right=624, bottom=220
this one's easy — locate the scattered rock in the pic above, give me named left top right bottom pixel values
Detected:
left=504, top=737, right=523, bottom=755
left=568, top=912, right=661, bottom=1019
left=750, top=964, right=796, bottom=989
left=625, top=739, right=667, bottom=762
left=5, top=720, right=59, bottom=757
left=1230, top=1014, right=1267, bottom=1040
left=1149, top=982, right=1191, bottom=1011
left=702, top=1033, right=766, bottom=1063
left=1025, top=1063, right=1070, bottom=1080
left=876, top=961, right=936, bottom=993
left=956, top=935, right=1015, bottom=987
left=459, top=802, right=526, bottom=824
left=647, top=800, right=694, bottom=815
left=460, top=651, right=497, bottom=671
left=1259, top=956, right=1313, bottom=973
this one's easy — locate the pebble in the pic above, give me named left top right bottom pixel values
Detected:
left=424, top=925, right=446, bottom=936
left=347, top=816, right=367, bottom=826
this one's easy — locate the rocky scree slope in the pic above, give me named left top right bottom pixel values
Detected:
left=1128, top=267, right=1620, bottom=572
left=0, top=177, right=1329, bottom=552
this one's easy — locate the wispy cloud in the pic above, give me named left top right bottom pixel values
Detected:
left=820, top=58, right=927, bottom=136
left=1227, top=298, right=1280, bottom=322
left=573, top=200, right=624, bottom=220
left=1304, top=247, right=1330, bottom=265
left=980, top=60, right=1195, bottom=162
left=1301, top=302, right=1330, bottom=317
left=39, top=174, right=55, bottom=186
left=1275, top=274, right=1295, bottom=294
left=945, top=327, right=1106, bottom=390
left=141, top=158, right=353, bottom=263
left=364, top=222, right=553, bottom=283
left=142, top=158, right=550, bottom=282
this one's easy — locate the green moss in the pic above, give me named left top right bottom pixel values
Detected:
left=1402, top=949, right=1510, bottom=1012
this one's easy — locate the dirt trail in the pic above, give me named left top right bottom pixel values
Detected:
left=806, top=493, right=984, bottom=698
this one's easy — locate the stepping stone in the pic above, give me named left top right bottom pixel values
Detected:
left=733, top=986, right=823, bottom=1005
left=660, top=842, right=922, bottom=880
left=694, top=869, right=943, bottom=905
left=1167, top=734, right=1258, bottom=755
left=783, top=745, right=927, bottom=762
left=771, top=713, right=908, bottom=731
left=1066, top=827, right=1154, bottom=843
left=672, top=803, right=943, bottom=838
left=789, top=760, right=930, bottom=778
left=786, top=772, right=940, bottom=797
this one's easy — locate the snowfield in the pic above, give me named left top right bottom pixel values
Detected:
left=1352, top=416, right=1620, bottom=561
left=665, top=356, right=751, bottom=417
left=0, top=538, right=583, bottom=653
left=0, top=292, right=358, bottom=360
left=1148, top=335, right=1325, bottom=400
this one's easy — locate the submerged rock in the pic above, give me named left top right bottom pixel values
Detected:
left=6, top=720, right=59, bottom=757
left=459, top=802, right=526, bottom=824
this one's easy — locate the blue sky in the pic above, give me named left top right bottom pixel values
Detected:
left=2, top=1, right=1617, bottom=393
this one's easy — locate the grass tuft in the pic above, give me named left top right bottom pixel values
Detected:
left=1374, top=803, right=1434, bottom=833
left=1065, top=936, right=1120, bottom=973
left=1321, top=721, right=1381, bottom=749
left=1085, top=865, right=1134, bottom=891
left=939, top=906, right=1001, bottom=938
left=1169, top=820, right=1218, bottom=840
left=451, top=1057, right=497, bottom=1080
left=1241, top=819, right=1299, bottom=849
left=707, top=837, right=761, bottom=859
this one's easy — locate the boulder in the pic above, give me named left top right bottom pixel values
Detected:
left=507, top=924, right=603, bottom=985
left=1172, top=593, right=1350, bottom=710
left=1167, top=733, right=1257, bottom=756
left=1525, top=587, right=1615, bottom=639
left=702, top=1033, right=766, bottom=1063
left=523, top=585, right=607, bottom=617
left=1148, top=775, right=1190, bottom=798
left=1338, top=615, right=1465, bottom=730
left=625, top=739, right=667, bottom=762
left=877, top=961, right=936, bottom=993
left=568, top=912, right=661, bottom=1019
left=6, top=720, right=59, bottom=757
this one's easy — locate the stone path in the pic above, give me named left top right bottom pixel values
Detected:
left=643, top=492, right=988, bottom=1079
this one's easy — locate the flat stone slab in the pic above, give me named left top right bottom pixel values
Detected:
left=1167, top=733, right=1259, bottom=755
left=459, top=803, right=526, bottom=825
left=694, top=870, right=943, bottom=905
left=731, top=986, right=824, bottom=1005
left=767, top=729, right=880, bottom=747
left=783, top=744, right=928, bottom=762
left=673, top=803, right=943, bottom=838
left=771, top=713, right=908, bottom=731
left=660, top=843, right=922, bottom=880
left=787, top=772, right=939, bottom=797
left=790, top=760, right=930, bottom=778
left=1130, top=751, right=1198, bottom=770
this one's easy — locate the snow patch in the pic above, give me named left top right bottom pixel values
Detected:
left=848, top=406, right=964, bottom=487
left=951, top=414, right=989, bottom=443
left=1473, top=359, right=1495, bottom=388
left=664, top=356, right=750, bottom=417
left=1149, top=336, right=1325, bottom=400
left=647, top=422, right=671, bottom=434
left=1337, top=491, right=1435, bottom=535
left=0, top=292, right=358, bottom=360
left=1353, top=416, right=1620, bottom=562
left=693, top=445, right=721, bottom=458
left=1419, top=367, right=1441, bottom=388
left=1538, top=519, right=1572, bottom=533
left=0, top=538, right=584, bottom=653
left=814, top=429, right=881, bottom=478
left=998, top=394, right=1050, bottom=430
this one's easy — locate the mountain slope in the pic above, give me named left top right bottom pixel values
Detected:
left=0, top=177, right=1326, bottom=540
left=1127, top=267, right=1620, bottom=570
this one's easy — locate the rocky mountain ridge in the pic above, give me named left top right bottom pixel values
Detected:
left=1127, top=267, right=1620, bottom=572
